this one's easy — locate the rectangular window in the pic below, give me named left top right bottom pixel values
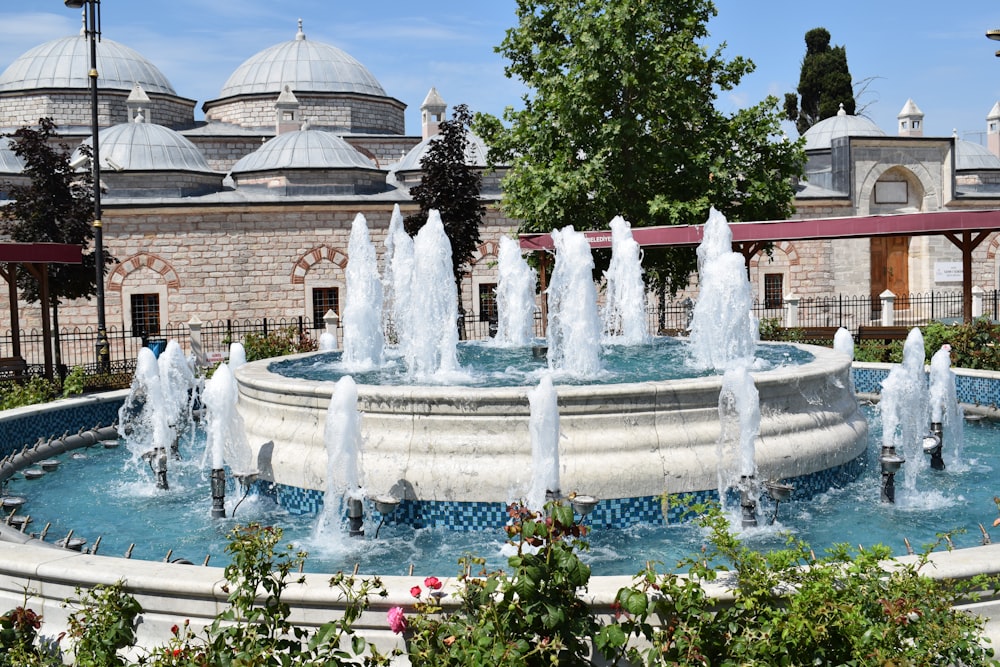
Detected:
left=130, top=293, right=160, bottom=336
left=763, top=274, right=783, bottom=310
left=874, top=181, right=907, bottom=204
left=479, top=283, right=497, bottom=322
left=312, top=287, right=339, bottom=329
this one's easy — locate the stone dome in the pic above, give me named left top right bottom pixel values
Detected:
left=395, top=131, right=490, bottom=173
left=219, top=20, right=385, bottom=98
left=231, top=128, right=377, bottom=173
left=802, top=105, right=885, bottom=151
left=0, top=30, right=175, bottom=94
left=74, top=115, right=212, bottom=172
left=955, top=137, right=1000, bottom=171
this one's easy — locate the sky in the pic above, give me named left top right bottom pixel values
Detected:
left=1, top=1, right=999, bottom=143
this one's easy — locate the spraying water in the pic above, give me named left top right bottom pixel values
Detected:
left=118, top=347, right=173, bottom=463
left=688, top=208, right=757, bottom=371
left=228, top=343, right=247, bottom=371
left=547, top=226, right=602, bottom=377
left=157, top=340, right=199, bottom=448
left=405, top=210, right=459, bottom=377
left=527, top=375, right=560, bottom=511
left=493, top=236, right=537, bottom=347
left=602, top=216, right=650, bottom=345
left=833, top=327, right=856, bottom=394
left=717, top=366, right=760, bottom=515
left=342, top=213, right=385, bottom=369
left=385, top=205, right=415, bottom=353
left=202, top=363, right=256, bottom=476
left=880, top=328, right=929, bottom=492
left=929, top=345, right=964, bottom=467
left=315, top=376, right=364, bottom=538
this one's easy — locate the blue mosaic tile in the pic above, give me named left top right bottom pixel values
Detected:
left=2, top=369, right=996, bottom=531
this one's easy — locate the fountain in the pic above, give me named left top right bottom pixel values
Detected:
left=602, top=216, right=650, bottom=345
left=928, top=344, right=963, bottom=469
left=316, top=376, right=365, bottom=539
left=546, top=226, right=603, bottom=376
left=688, top=207, right=757, bottom=372
left=878, top=328, right=928, bottom=501
left=493, top=235, right=537, bottom=347
left=342, top=213, right=384, bottom=369
left=527, top=375, right=560, bottom=511
left=234, top=208, right=867, bottom=528
left=717, top=366, right=761, bottom=528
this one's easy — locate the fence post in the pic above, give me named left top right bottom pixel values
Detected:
left=880, top=290, right=896, bottom=326
left=784, top=292, right=800, bottom=328
left=972, top=286, right=985, bottom=319
left=324, top=309, right=341, bottom=349
left=188, top=315, right=205, bottom=367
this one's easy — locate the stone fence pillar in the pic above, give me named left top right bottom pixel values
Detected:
left=187, top=315, right=205, bottom=367
left=879, top=290, right=896, bottom=326
left=783, top=292, right=800, bottom=328
left=323, top=309, right=341, bottom=349
left=972, top=285, right=984, bottom=319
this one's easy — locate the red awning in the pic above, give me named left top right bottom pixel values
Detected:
left=0, top=243, right=83, bottom=264
left=518, top=209, right=1000, bottom=250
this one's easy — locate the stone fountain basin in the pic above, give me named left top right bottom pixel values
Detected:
left=235, top=343, right=867, bottom=504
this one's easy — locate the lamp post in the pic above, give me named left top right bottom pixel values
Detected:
left=65, top=0, right=109, bottom=372
left=988, top=28, right=1000, bottom=57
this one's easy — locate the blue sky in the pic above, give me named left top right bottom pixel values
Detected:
left=2, top=1, right=998, bottom=143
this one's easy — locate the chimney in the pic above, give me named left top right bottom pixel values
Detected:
left=988, top=101, right=1000, bottom=158
left=275, top=85, right=300, bottom=135
left=421, top=87, right=446, bottom=140
left=897, top=98, right=924, bottom=137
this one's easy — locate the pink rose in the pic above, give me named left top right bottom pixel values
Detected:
left=410, top=585, right=422, bottom=598
left=424, top=576, right=442, bottom=590
left=387, top=606, right=407, bottom=634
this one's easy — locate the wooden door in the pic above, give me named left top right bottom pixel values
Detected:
left=870, top=236, right=910, bottom=313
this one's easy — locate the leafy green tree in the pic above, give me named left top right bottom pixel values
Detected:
left=1, top=117, right=114, bottom=365
left=784, top=27, right=856, bottom=135
left=476, top=0, right=805, bottom=294
left=404, top=104, right=486, bottom=324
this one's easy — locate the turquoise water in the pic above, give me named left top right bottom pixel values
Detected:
left=271, top=338, right=815, bottom=387
left=3, top=407, right=998, bottom=578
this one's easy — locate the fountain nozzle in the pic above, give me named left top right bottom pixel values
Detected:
left=569, top=494, right=599, bottom=517
left=924, top=422, right=945, bottom=470
left=347, top=497, right=364, bottom=537
left=739, top=475, right=758, bottom=528
left=879, top=445, right=905, bottom=503
left=210, top=468, right=226, bottom=519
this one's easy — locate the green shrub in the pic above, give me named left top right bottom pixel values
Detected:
left=241, top=327, right=317, bottom=361
left=0, top=376, right=57, bottom=410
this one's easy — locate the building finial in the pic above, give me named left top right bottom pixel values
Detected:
left=80, top=10, right=86, bottom=36
left=836, top=102, right=846, bottom=116
left=296, top=18, right=305, bottom=41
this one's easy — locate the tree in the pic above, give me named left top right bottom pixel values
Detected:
left=1, top=117, right=114, bottom=368
left=475, top=0, right=804, bottom=294
left=784, top=27, right=855, bottom=135
left=404, top=104, right=486, bottom=322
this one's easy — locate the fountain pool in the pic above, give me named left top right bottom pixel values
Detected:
left=2, top=403, right=997, bottom=577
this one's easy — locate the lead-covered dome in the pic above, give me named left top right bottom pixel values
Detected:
left=955, top=138, right=1000, bottom=171
left=219, top=20, right=385, bottom=98
left=803, top=105, right=885, bottom=152
left=0, top=138, right=25, bottom=174
left=231, top=128, right=377, bottom=173
left=76, top=115, right=211, bottom=172
left=0, top=30, right=175, bottom=94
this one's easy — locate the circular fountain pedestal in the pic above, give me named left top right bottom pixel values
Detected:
left=235, top=343, right=867, bottom=505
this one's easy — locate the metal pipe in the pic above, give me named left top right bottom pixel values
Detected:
left=210, top=468, right=226, bottom=519
left=347, top=497, right=364, bottom=537
left=928, top=421, right=945, bottom=470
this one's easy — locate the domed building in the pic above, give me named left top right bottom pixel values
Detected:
left=0, top=15, right=195, bottom=130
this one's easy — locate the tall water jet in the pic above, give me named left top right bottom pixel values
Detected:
left=202, top=362, right=258, bottom=516
left=385, top=205, right=415, bottom=352
left=689, top=208, right=757, bottom=371
left=118, top=347, right=172, bottom=489
left=602, top=216, right=650, bottom=345
left=879, top=328, right=928, bottom=498
left=527, top=375, right=560, bottom=511
left=157, top=340, right=199, bottom=457
left=228, top=342, right=247, bottom=371
left=404, top=210, right=459, bottom=377
left=316, top=376, right=365, bottom=538
left=493, top=236, right=537, bottom=347
left=833, top=327, right=856, bottom=394
left=547, top=226, right=602, bottom=377
left=929, top=344, right=963, bottom=469
left=342, top=213, right=385, bottom=369
left=717, top=366, right=761, bottom=527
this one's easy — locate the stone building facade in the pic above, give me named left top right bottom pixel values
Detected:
left=2, top=20, right=1000, bottom=348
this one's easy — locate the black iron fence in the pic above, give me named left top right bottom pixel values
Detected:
left=2, top=289, right=997, bottom=389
